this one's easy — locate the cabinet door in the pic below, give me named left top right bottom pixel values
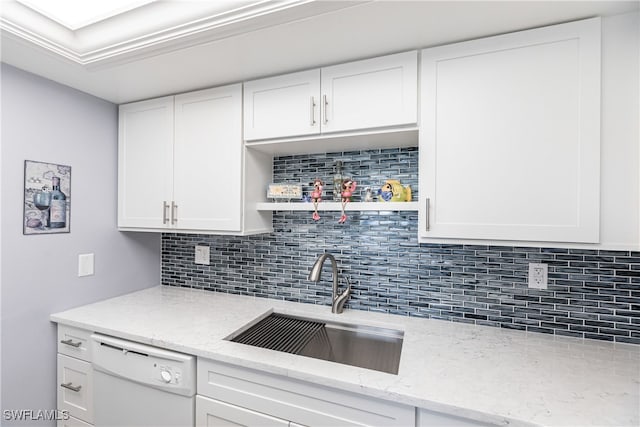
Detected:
left=196, top=396, right=289, bottom=427
left=57, top=354, right=93, bottom=424
left=419, top=18, right=601, bottom=243
left=118, top=96, right=174, bottom=229
left=244, top=69, right=320, bottom=140
left=320, top=51, right=417, bottom=133
left=174, top=85, right=242, bottom=231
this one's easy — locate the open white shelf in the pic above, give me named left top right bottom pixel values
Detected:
left=256, top=201, right=419, bottom=212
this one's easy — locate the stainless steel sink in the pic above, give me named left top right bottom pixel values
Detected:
left=228, top=313, right=403, bottom=375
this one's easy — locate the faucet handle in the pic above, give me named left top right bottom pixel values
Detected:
left=343, top=275, right=351, bottom=291
left=333, top=275, right=351, bottom=314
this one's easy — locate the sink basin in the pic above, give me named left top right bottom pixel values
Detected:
left=228, top=313, right=403, bottom=375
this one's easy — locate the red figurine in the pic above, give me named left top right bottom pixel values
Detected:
left=310, top=178, right=323, bottom=221
left=339, top=179, right=357, bottom=223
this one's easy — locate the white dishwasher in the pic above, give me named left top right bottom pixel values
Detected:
left=91, top=334, right=196, bottom=426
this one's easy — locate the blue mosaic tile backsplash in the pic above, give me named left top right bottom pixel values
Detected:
left=162, top=148, right=640, bottom=345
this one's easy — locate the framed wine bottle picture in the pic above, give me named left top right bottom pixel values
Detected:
left=23, top=160, right=71, bottom=235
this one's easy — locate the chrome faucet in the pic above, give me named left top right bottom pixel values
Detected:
left=308, top=253, right=351, bottom=314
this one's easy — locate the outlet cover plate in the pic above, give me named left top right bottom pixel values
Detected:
left=78, top=253, right=94, bottom=277
left=528, top=263, right=548, bottom=289
left=195, top=245, right=210, bottom=265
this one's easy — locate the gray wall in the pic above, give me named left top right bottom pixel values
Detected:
left=0, top=64, right=161, bottom=424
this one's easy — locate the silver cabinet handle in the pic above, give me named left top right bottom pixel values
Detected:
left=310, top=96, right=316, bottom=126
left=425, top=198, right=430, bottom=231
left=322, top=94, right=328, bottom=124
left=171, top=202, right=178, bottom=225
left=60, top=382, right=82, bottom=392
left=60, top=339, right=81, bottom=348
left=163, top=201, right=170, bottom=225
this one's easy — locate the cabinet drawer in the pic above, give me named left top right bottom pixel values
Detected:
left=57, top=415, right=93, bottom=427
left=57, top=326, right=92, bottom=362
left=57, top=354, right=93, bottom=424
left=196, top=395, right=289, bottom=427
left=198, top=358, right=414, bottom=426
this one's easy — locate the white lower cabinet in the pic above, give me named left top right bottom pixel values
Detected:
left=196, top=358, right=414, bottom=427
left=54, top=326, right=496, bottom=427
left=57, top=354, right=93, bottom=425
left=57, top=325, right=94, bottom=426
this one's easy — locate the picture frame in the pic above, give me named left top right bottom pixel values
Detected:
left=23, top=160, right=71, bottom=235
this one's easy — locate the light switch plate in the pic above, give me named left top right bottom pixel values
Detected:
left=195, top=245, right=210, bottom=265
left=528, top=263, right=548, bottom=289
left=78, top=253, right=94, bottom=277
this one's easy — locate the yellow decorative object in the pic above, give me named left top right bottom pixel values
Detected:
left=377, top=180, right=412, bottom=202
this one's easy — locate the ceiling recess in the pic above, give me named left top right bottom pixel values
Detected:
left=0, top=0, right=360, bottom=68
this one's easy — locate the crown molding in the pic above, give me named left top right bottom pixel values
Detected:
left=0, top=0, right=363, bottom=69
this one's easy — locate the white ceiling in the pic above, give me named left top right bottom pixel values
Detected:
left=1, top=0, right=638, bottom=104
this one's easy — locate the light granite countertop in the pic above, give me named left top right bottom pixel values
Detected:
left=51, top=286, right=639, bottom=427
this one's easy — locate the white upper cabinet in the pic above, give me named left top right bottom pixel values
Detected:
left=244, top=69, right=320, bottom=141
left=243, top=51, right=417, bottom=141
left=118, top=85, right=244, bottom=232
left=118, top=96, right=174, bottom=229
left=174, top=85, right=243, bottom=231
left=321, top=51, right=417, bottom=133
left=419, top=18, right=601, bottom=244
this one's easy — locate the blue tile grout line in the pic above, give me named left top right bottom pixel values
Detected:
left=161, top=147, right=640, bottom=345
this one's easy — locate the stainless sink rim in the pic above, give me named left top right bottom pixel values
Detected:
left=227, top=312, right=404, bottom=375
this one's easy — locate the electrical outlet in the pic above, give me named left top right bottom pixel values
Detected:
left=78, top=253, right=94, bottom=277
left=194, top=245, right=210, bottom=265
left=528, top=263, right=548, bottom=289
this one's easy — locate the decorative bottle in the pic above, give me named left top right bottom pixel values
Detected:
left=332, top=161, right=343, bottom=201
left=49, top=176, right=67, bottom=228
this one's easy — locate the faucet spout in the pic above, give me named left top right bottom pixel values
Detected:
left=308, top=253, right=351, bottom=314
